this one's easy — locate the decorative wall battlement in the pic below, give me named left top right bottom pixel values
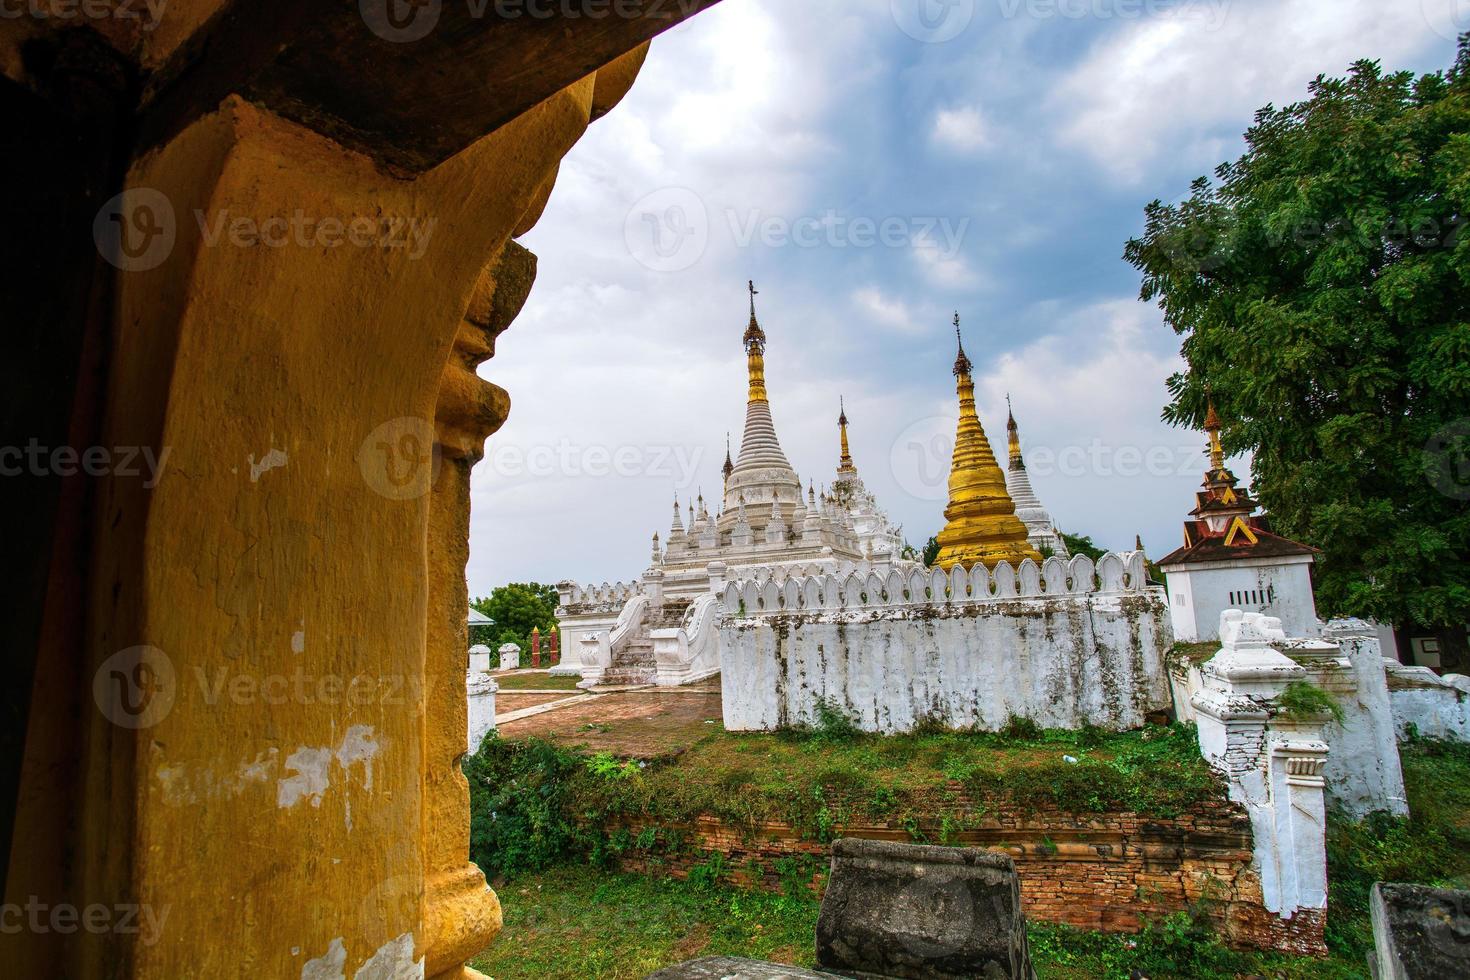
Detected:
left=723, top=551, right=1149, bottom=619
left=559, top=579, right=646, bottom=613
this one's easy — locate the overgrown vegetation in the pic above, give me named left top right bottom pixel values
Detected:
left=464, top=719, right=1222, bottom=881
left=1323, top=733, right=1470, bottom=962
left=1277, top=679, right=1347, bottom=724
left=465, top=730, right=1470, bottom=978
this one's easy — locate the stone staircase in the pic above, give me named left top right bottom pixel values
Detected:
left=601, top=636, right=656, bottom=686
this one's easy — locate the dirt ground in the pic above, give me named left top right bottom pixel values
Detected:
left=497, top=681, right=723, bottom=758
left=495, top=692, right=581, bottom=713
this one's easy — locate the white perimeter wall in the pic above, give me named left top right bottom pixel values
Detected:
left=718, top=553, right=1172, bottom=734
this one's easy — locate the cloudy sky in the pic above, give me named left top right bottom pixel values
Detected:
left=466, top=0, right=1463, bottom=598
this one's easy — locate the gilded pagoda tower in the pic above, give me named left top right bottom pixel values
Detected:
left=933, top=315, right=1041, bottom=571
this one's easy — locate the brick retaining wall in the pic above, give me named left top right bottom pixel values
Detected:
left=607, top=798, right=1325, bottom=956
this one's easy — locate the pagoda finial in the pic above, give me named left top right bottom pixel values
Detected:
left=1005, top=394, right=1023, bottom=470
left=1204, top=397, right=1224, bottom=473
left=953, top=312, right=972, bottom=377
left=837, top=396, right=856, bottom=476
left=743, top=280, right=768, bottom=401
left=722, top=432, right=734, bottom=483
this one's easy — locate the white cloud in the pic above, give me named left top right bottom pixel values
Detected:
left=932, top=105, right=990, bottom=152
left=853, top=287, right=922, bottom=334
left=1049, top=0, right=1450, bottom=183
left=912, top=244, right=981, bottom=288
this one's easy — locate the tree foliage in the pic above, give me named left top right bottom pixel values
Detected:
left=472, top=582, right=559, bottom=654
left=1124, top=43, right=1470, bottom=627
left=920, top=535, right=941, bottom=567
left=1060, top=531, right=1107, bottom=562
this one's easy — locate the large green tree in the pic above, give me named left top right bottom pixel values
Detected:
left=1125, top=43, right=1470, bottom=629
left=472, top=582, right=559, bottom=654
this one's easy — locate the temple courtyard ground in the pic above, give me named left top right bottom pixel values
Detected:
left=469, top=672, right=1470, bottom=979
left=492, top=671, right=723, bottom=757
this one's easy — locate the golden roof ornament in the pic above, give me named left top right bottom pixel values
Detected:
left=837, top=396, right=857, bottom=476
left=742, top=280, right=769, bottom=403
left=933, top=313, right=1040, bottom=571
left=1005, top=393, right=1024, bottom=470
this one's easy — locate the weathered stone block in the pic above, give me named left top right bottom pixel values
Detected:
left=1369, top=882, right=1470, bottom=979
left=645, top=956, right=826, bottom=979
left=815, top=839, right=1036, bottom=980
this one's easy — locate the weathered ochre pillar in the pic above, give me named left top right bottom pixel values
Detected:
left=422, top=239, right=533, bottom=980
left=2, top=39, right=654, bottom=971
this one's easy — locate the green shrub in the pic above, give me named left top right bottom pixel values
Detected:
left=1277, top=680, right=1346, bottom=724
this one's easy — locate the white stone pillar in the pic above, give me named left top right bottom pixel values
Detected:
left=498, top=642, right=521, bottom=671
left=1190, top=611, right=1330, bottom=922
left=468, top=644, right=493, bottom=674
left=466, top=672, right=499, bottom=755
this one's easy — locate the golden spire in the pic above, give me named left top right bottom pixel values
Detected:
left=837, top=396, right=856, bottom=476
left=1005, top=393, right=1024, bottom=470
left=934, top=313, right=1040, bottom=571
left=1204, top=398, right=1224, bottom=474
left=743, top=280, right=767, bottom=403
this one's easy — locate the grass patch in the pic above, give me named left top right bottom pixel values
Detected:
left=464, top=722, right=1222, bottom=880
left=470, top=868, right=1371, bottom=979
left=468, top=866, right=819, bottom=980
left=493, top=672, right=583, bottom=691
left=1166, top=640, right=1218, bottom=671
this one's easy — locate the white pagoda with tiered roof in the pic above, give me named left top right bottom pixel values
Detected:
left=556, top=283, right=910, bottom=683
